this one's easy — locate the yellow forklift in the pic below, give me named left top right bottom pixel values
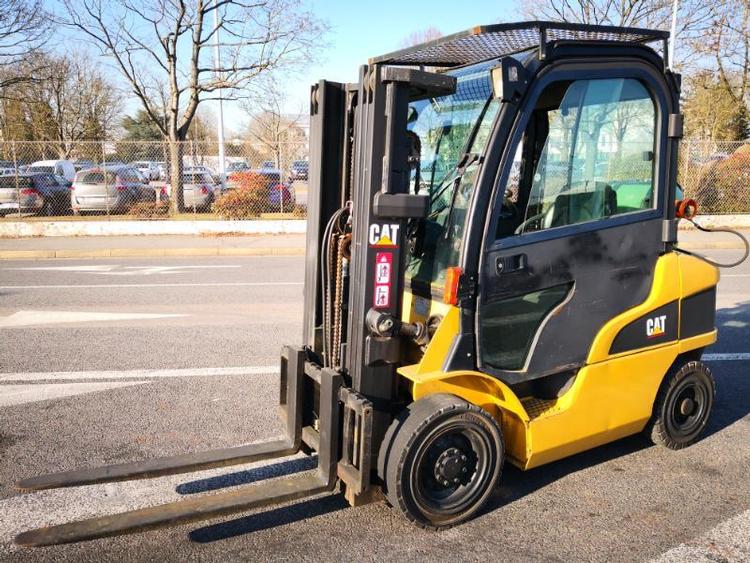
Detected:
left=16, top=21, right=736, bottom=546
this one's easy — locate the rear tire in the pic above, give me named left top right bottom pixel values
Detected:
left=378, top=394, right=504, bottom=529
left=644, top=360, right=715, bottom=450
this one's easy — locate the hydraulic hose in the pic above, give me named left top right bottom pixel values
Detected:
left=675, top=217, right=749, bottom=269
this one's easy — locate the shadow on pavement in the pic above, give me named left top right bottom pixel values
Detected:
left=176, top=456, right=318, bottom=495
left=188, top=494, right=350, bottom=543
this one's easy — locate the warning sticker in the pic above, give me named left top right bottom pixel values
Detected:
left=374, top=286, right=390, bottom=307
left=373, top=251, right=392, bottom=309
left=375, top=252, right=391, bottom=284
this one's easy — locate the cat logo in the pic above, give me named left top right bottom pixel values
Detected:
left=646, top=315, right=667, bottom=338
left=368, top=223, right=400, bottom=247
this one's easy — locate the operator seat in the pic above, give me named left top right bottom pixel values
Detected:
left=548, top=182, right=617, bottom=228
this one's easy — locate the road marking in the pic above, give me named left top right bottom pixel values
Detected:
left=0, top=382, right=146, bottom=407
left=651, top=508, right=750, bottom=562
left=5, top=264, right=242, bottom=276
left=703, top=352, right=750, bottom=361
left=0, top=282, right=302, bottom=289
left=0, top=310, right=188, bottom=328
left=0, top=366, right=277, bottom=382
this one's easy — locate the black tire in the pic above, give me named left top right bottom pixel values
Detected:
left=378, top=394, right=504, bottom=530
left=41, top=198, right=54, bottom=217
left=645, top=360, right=715, bottom=450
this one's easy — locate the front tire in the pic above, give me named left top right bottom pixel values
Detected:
left=645, top=360, right=715, bottom=450
left=379, top=394, right=504, bottom=529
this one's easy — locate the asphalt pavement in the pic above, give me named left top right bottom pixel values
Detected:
left=0, top=252, right=748, bottom=562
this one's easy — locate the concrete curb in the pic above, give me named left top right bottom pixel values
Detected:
left=0, top=219, right=307, bottom=238
left=0, top=247, right=306, bottom=260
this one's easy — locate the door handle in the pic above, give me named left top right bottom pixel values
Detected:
left=496, top=254, right=526, bottom=275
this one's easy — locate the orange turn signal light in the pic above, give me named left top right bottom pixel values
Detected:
left=444, top=266, right=462, bottom=305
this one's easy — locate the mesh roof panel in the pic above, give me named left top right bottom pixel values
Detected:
left=370, top=21, right=668, bottom=68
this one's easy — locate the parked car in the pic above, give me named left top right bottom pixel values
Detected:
left=260, top=160, right=275, bottom=169
left=0, top=173, right=72, bottom=216
left=71, top=166, right=156, bottom=214
left=226, top=168, right=295, bottom=211
left=168, top=171, right=215, bottom=212
left=130, top=161, right=161, bottom=181
left=28, top=159, right=76, bottom=182
left=226, top=161, right=249, bottom=172
left=290, top=160, right=308, bottom=181
left=72, top=159, right=96, bottom=172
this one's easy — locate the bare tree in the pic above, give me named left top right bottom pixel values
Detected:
left=0, top=0, right=52, bottom=90
left=28, top=54, right=121, bottom=157
left=243, top=79, right=306, bottom=172
left=520, top=0, right=711, bottom=65
left=61, top=0, right=326, bottom=211
left=0, top=52, right=121, bottom=154
left=683, top=71, right=747, bottom=141
left=400, top=27, right=442, bottom=48
left=700, top=1, right=750, bottom=106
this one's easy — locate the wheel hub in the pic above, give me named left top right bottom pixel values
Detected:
left=433, top=447, right=469, bottom=486
left=679, top=397, right=696, bottom=416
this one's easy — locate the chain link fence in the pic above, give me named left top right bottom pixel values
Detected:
left=679, top=139, right=750, bottom=214
left=0, top=140, right=309, bottom=220
left=0, top=138, right=747, bottom=223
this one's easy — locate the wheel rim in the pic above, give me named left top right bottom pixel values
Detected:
left=409, top=418, right=497, bottom=520
left=665, top=374, right=711, bottom=440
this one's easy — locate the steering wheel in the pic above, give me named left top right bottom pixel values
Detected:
left=514, top=207, right=551, bottom=235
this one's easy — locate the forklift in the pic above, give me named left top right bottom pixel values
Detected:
left=16, top=21, right=729, bottom=546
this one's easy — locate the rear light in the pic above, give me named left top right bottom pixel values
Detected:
left=200, top=186, right=210, bottom=194
left=115, top=185, right=127, bottom=192
left=160, top=187, right=168, bottom=196
left=443, top=266, right=463, bottom=305
left=20, top=188, right=40, bottom=196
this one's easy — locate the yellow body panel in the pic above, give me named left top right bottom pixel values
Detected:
left=398, top=252, right=718, bottom=470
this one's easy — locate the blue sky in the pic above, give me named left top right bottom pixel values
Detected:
left=220, top=0, right=518, bottom=131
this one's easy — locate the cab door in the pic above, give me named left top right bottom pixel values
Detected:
left=477, top=66, right=674, bottom=387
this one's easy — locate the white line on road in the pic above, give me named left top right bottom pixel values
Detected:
left=0, top=310, right=189, bottom=328
left=0, top=282, right=302, bottom=289
left=0, top=365, right=278, bottom=382
left=703, top=352, right=750, bottom=361
left=0, top=381, right=147, bottom=407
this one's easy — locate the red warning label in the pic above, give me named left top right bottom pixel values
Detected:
left=373, top=252, right=392, bottom=308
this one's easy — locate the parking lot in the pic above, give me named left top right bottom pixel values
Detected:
left=0, top=252, right=748, bottom=562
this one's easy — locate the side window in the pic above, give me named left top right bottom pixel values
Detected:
left=503, top=78, right=656, bottom=237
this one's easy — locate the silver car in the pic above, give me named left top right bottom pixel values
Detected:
left=180, top=172, right=215, bottom=211
left=0, top=173, right=70, bottom=216
left=71, top=166, right=156, bottom=214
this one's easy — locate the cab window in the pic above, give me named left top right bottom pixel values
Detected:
left=497, top=78, right=656, bottom=239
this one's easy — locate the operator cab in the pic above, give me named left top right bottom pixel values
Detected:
left=388, top=28, right=680, bottom=396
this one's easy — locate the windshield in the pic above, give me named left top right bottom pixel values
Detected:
left=406, top=60, right=500, bottom=289
left=30, top=166, right=54, bottom=174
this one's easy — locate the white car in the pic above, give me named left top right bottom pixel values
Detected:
left=27, top=160, right=76, bottom=182
left=130, top=161, right=161, bottom=181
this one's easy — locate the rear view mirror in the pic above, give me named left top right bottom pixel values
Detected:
left=491, top=58, right=529, bottom=103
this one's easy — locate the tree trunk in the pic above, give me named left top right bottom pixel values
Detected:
left=168, top=139, right=185, bottom=214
